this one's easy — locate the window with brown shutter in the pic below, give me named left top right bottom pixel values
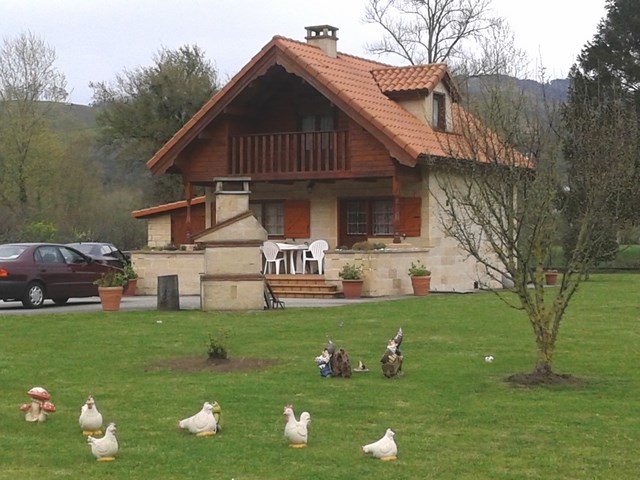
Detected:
left=338, top=197, right=421, bottom=244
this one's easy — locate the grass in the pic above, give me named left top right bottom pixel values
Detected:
left=2, top=273, right=640, bottom=479
left=550, top=243, right=640, bottom=270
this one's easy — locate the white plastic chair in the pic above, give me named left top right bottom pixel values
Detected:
left=262, top=241, right=285, bottom=274
left=302, top=240, right=329, bottom=274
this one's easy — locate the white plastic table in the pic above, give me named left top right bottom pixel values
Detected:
left=275, top=243, right=308, bottom=274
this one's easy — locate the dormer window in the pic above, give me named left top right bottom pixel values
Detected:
left=432, top=92, right=446, bottom=131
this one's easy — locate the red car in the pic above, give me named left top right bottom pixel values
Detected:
left=0, top=243, right=120, bottom=308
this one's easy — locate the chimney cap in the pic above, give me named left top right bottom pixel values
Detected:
left=305, top=25, right=339, bottom=40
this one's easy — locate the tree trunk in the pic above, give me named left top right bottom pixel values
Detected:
left=534, top=335, right=554, bottom=376
left=531, top=319, right=557, bottom=376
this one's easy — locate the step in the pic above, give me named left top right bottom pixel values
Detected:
left=271, top=285, right=338, bottom=295
left=265, top=274, right=341, bottom=299
left=277, top=291, right=341, bottom=299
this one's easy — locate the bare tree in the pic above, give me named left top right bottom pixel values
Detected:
left=0, top=32, right=67, bottom=208
left=364, top=0, right=502, bottom=67
left=432, top=74, right=636, bottom=381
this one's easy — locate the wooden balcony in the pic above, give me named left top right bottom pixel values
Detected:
left=229, top=131, right=349, bottom=177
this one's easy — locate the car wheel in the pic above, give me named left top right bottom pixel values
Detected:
left=53, top=297, right=69, bottom=306
left=22, top=282, right=45, bottom=308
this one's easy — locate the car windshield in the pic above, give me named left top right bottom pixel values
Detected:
left=0, top=245, right=28, bottom=260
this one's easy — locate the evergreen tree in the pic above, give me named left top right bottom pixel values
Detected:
left=562, top=0, right=640, bottom=265
left=577, top=0, right=640, bottom=106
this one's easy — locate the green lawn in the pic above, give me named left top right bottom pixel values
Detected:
left=2, top=273, right=639, bottom=479
left=550, top=244, right=640, bottom=269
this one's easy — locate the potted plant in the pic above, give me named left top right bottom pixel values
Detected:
left=94, top=270, right=127, bottom=311
left=544, top=269, right=559, bottom=286
left=123, top=263, right=138, bottom=296
left=408, top=260, right=431, bottom=296
left=338, top=262, right=364, bottom=299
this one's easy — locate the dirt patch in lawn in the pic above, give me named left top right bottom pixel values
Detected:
left=506, top=371, right=585, bottom=387
left=148, top=356, right=276, bottom=373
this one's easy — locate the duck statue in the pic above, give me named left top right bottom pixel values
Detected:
left=79, top=395, right=103, bottom=435
left=88, top=422, right=118, bottom=461
left=19, top=386, right=56, bottom=422
left=178, top=401, right=218, bottom=436
left=361, top=428, right=398, bottom=461
left=283, top=404, right=311, bottom=448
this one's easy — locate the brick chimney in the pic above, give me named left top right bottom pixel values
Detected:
left=305, top=25, right=338, bottom=57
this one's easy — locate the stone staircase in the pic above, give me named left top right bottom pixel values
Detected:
left=265, top=274, right=340, bottom=298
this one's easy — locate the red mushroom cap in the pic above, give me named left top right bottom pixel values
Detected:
left=27, top=387, right=50, bottom=401
left=42, top=401, right=56, bottom=412
left=20, top=403, right=31, bottom=411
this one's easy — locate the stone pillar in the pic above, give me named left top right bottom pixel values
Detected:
left=195, top=178, right=267, bottom=311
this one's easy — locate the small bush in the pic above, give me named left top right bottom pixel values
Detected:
left=339, top=262, right=364, bottom=280
left=93, top=270, right=127, bottom=287
left=351, top=241, right=374, bottom=251
left=207, top=329, right=231, bottom=360
left=408, top=260, right=431, bottom=276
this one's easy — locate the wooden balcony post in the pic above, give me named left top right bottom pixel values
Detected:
left=184, top=181, right=193, bottom=244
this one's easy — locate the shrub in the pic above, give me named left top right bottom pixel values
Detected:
left=351, top=241, right=374, bottom=251
left=339, top=262, right=364, bottom=280
left=408, top=260, right=431, bottom=276
left=123, top=263, right=138, bottom=279
left=207, top=328, right=231, bottom=360
left=93, top=269, right=127, bottom=287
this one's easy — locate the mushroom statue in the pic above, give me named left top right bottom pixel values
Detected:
left=19, top=386, right=56, bottom=422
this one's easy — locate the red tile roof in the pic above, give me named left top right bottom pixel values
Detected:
left=131, top=196, right=205, bottom=218
left=146, top=34, right=485, bottom=174
left=372, top=63, right=453, bottom=96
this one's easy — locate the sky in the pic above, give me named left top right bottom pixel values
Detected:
left=2, top=0, right=607, bottom=106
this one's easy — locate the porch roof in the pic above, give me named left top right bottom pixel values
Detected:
left=131, top=196, right=205, bottom=219
left=146, top=34, right=466, bottom=175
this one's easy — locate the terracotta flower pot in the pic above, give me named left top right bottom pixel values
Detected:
left=123, top=278, right=137, bottom=296
left=410, top=275, right=431, bottom=296
left=98, top=286, right=123, bottom=311
left=545, top=271, right=558, bottom=286
left=341, top=279, right=363, bottom=299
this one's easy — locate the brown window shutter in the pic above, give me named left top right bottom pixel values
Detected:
left=284, top=199, right=310, bottom=238
left=398, top=197, right=421, bottom=237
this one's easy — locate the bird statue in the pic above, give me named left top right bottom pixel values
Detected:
left=361, top=428, right=398, bottom=461
left=178, top=401, right=218, bottom=436
left=88, top=422, right=118, bottom=461
left=353, top=360, right=369, bottom=372
left=79, top=395, right=103, bottom=435
left=380, top=327, right=404, bottom=378
left=19, top=386, right=56, bottom=422
left=283, top=404, right=311, bottom=448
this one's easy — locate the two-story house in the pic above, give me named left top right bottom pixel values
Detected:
left=136, top=25, right=495, bottom=296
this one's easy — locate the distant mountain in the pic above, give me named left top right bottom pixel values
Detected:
left=464, top=75, right=570, bottom=103
left=42, top=101, right=98, bottom=133
left=517, top=78, right=570, bottom=102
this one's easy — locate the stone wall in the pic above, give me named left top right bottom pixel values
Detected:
left=146, top=216, right=171, bottom=248
left=131, top=250, right=204, bottom=295
left=325, top=247, right=430, bottom=297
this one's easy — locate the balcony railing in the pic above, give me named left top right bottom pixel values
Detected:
left=229, top=131, right=349, bottom=176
